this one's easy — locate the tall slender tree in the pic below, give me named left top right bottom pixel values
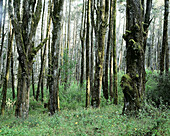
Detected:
left=0, top=0, right=3, bottom=36
left=112, top=0, right=118, bottom=105
left=92, top=0, right=109, bottom=108
left=80, top=0, right=86, bottom=88
left=49, top=0, right=64, bottom=115
left=160, top=0, right=169, bottom=75
left=1, top=21, right=14, bottom=116
left=86, top=0, right=91, bottom=108
left=0, top=0, right=7, bottom=84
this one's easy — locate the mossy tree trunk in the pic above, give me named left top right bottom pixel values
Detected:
left=92, top=0, right=109, bottom=108
left=1, top=22, right=14, bottom=116
left=8, top=0, right=45, bottom=118
left=49, top=0, right=64, bottom=115
left=160, top=0, right=169, bottom=75
left=112, top=0, right=118, bottom=105
left=121, top=0, right=145, bottom=115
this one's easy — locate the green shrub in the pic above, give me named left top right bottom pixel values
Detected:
left=146, top=71, right=170, bottom=107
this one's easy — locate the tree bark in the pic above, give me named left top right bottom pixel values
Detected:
left=49, top=0, right=64, bottom=115
left=160, top=0, right=169, bottom=74
left=11, top=48, right=15, bottom=100
left=36, top=0, right=51, bottom=102
left=80, top=0, right=86, bottom=88
left=1, top=23, right=14, bottom=116
left=9, top=0, right=44, bottom=118
left=0, top=0, right=6, bottom=61
left=113, top=0, right=118, bottom=105
left=0, top=0, right=3, bottom=36
left=36, top=0, right=46, bottom=102
left=92, top=0, right=109, bottom=108
left=86, top=0, right=91, bottom=108
left=121, top=0, right=145, bottom=115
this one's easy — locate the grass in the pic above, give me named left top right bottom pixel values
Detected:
left=0, top=104, right=169, bottom=136
left=0, top=70, right=169, bottom=135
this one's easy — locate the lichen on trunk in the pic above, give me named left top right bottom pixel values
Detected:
left=121, top=0, right=145, bottom=115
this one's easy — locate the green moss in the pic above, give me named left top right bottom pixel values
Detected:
left=125, top=30, right=131, bottom=33
left=121, top=74, right=133, bottom=91
left=129, top=39, right=136, bottom=45
left=135, top=23, right=140, bottom=30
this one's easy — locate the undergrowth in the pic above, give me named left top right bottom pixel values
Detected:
left=0, top=70, right=169, bottom=135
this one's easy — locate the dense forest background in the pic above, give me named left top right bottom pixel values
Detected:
left=0, top=0, right=169, bottom=135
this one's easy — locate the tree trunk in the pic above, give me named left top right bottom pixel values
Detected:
left=143, top=0, right=152, bottom=52
left=0, top=0, right=3, bottom=35
left=80, top=0, right=85, bottom=88
left=11, top=48, right=15, bottom=100
left=36, top=0, right=51, bottom=102
left=86, top=0, right=91, bottom=108
left=92, top=0, right=109, bottom=108
left=9, top=0, right=44, bottom=118
left=32, top=68, right=35, bottom=98
left=64, top=0, right=71, bottom=90
left=160, top=0, right=169, bottom=74
left=0, top=0, right=6, bottom=61
left=121, top=0, right=145, bottom=115
left=36, top=0, right=46, bottom=101
left=1, top=23, right=14, bottom=116
left=113, top=0, right=118, bottom=105
left=49, top=0, right=64, bottom=115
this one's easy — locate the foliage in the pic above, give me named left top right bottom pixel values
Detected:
left=0, top=103, right=169, bottom=136
left=0, top=71, right=169, bottom=135
left=146, top=70, right=170, bottom=107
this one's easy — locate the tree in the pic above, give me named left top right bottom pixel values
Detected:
left=80, top=0, right=86, bottom=88
left=8, top=0, right=45, bottom=118
left=103, top=0, right=112, bottom=101
left=112, top=0, right=118, bottom=105
left=121, top=0, right=145, bottom=115
left=92, top=0, right=109, bottom=108
left=49, top=0, right=64, bottom=115
left=36, top=0, right=51, bottom=102
left=0, top=0, right=7, bottom=85
left=86, top=0, right=91, bottom=108
left=1, top=21, right=14, bottom=116
left=64, top=0, right=71, bottom=90
left=0, top=0, right=3, bottom=36
left=36, top=0, right=46, bottom=102
left=160, top=0, right=169, bottom=75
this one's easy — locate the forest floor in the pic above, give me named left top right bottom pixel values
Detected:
left=0, top=99, right=169, bottom=136
left=0, top=71, right=170, bottom=135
